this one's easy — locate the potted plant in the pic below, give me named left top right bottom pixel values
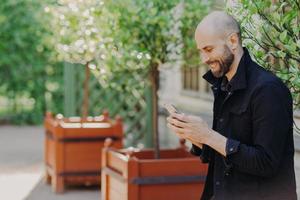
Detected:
left=44, top=1, right=125, bottom=193
left=98, top=1, right=210, bottom=199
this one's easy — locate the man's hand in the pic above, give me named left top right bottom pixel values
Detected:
left=166, top=112, right=227, bottom=156
left=166, top=113, right=212, bottom=148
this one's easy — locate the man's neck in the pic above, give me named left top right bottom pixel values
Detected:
left=225, top=47, right=244, bottom=81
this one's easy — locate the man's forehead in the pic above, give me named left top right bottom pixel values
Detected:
left=195, top=31, right=222, bottom=49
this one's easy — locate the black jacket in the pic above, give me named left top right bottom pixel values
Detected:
left=191, top=48, right=297, bottom=200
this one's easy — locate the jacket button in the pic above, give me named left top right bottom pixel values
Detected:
left=215, top=181, right=220, bottom=186
left=219, top=118, right=224, bottom=123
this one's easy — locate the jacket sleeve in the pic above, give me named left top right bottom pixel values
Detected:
left=190, top=144, right=202, bottom=156
left=225, top=82, right=293, bottom=177
left=190, top=144, right=211, bottom=163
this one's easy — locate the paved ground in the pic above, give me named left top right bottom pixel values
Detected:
left=0, top=125, right=299, bottom=200
left=0, top=126, right=99, bottom=200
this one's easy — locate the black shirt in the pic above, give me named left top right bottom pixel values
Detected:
left=191, top=48, right=297, bottom=200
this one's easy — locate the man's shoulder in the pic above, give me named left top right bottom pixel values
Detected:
left=246, top=62, right=292, bottom=106
left=248, top=62, right=286, bottom=90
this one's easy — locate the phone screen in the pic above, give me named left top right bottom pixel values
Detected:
left=163, top=103, right=181, bottom=114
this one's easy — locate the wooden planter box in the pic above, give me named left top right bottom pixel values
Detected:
left=101, top=139, right=208, bottom=200
left=44, top=111, right=123, bottom=193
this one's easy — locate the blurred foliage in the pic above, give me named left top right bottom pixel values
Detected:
left=99, top=0, right=211, bottom=72
left=0, top=0, right=211, bottom=125
left=48, top=0, right=211, bottom=145
left=47, top=0, right=212, bottom=107
left=94, top=0, right=211, bottom=110
left=98, top=0, right=211, bottom=146
left=49, top=0, right=211, bottom=82
left=181, top=0, right=211, bottom=67
left=0, top=0, right=64, bottom=124
left=48, top=0, right=113, bottom=65
left=226, top=0, right=300, bottom=109
left=103, top=0, right=178, bottom=69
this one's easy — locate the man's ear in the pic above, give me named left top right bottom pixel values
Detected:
left=227, top=33, right=239, bottom=51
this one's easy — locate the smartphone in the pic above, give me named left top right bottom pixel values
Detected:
left=163, top=103, right=181, bottom=114
left=164, top=103, right=186, bottom=125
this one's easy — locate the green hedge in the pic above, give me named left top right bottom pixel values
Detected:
left=0, top=0, right=63, bottom=124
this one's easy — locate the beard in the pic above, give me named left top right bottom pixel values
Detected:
left=208, top=45, right=234, bottom=78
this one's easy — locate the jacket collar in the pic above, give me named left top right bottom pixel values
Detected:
left=203, top=47, right=250, bottom=92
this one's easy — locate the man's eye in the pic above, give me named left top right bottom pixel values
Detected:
left=206, top=48, right=212, bottom=53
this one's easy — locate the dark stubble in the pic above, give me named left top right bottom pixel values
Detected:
left=208, top=45, right=234, bottom=78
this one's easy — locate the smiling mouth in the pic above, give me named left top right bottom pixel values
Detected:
left=209, top=62, right=219, bottom=69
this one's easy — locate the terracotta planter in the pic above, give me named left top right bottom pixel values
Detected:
left=44, top=111, right=123, bottom=193
left=101, top=139, right=208, bottom=200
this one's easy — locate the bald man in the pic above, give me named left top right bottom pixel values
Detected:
left=167, top=11, right=297, bottom=200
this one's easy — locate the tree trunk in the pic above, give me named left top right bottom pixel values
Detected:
left=82, top=62, right=90, bottom=118
left=150, top=64, right=160, bottom=159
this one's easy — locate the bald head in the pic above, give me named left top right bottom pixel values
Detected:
left=194, top=11, right=244, bottom=80
left=195, top=11, right=241, bottom=42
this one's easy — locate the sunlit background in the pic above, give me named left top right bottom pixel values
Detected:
left=0, top=0, right=299, bottom=199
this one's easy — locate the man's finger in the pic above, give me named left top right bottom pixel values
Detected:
left=167, top=117, right=188, bottom=128
left=171, top=112, right=188, bottom=122
left=167, top=123, right=185, bottom=134
left=167, top=123, right=188, bottom=139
